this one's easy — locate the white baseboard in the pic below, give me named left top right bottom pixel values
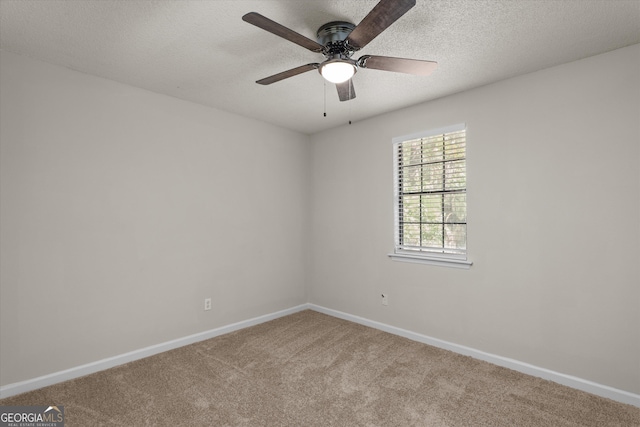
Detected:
left=0, top=304, right=309, bottom=399
left=3, top=302, right=639, bottom=408
left=308, top=304, right=640, bottom=408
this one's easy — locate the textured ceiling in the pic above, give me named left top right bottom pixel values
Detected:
left=1, top=0, right=639, bottom=134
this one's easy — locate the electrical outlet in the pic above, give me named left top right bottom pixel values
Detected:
left=381, top=293, right=388, bottom=306
left=204, top=298, right=212, bottom=311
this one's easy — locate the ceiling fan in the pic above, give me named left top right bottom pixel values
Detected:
left=242, top=0, right=437, bottom=102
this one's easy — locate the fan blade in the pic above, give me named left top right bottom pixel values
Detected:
left=336, top=79, right=356, bottom=102
left=243, top=12, right=324, bottom=53
left=256, top=63, right=319, bottom=85
left=358, top=55, right=437, bottom=75
left=346, top=0, right=416, bottom=50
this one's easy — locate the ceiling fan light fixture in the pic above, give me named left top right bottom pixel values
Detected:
left=244, top=0, right=432, bottom=101
left=320, top=61, right=356, bottom=84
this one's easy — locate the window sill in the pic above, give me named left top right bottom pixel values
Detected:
left=388, top=253, right=473, bottom=269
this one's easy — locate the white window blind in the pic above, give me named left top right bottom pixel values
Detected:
left=393, top=125, right=467, bottom=257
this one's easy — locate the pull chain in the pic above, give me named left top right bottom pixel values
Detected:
left=323, top=80, right=327, bottom=117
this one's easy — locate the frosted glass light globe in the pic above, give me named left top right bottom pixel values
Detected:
left=320, top=61, right=355, bottom=84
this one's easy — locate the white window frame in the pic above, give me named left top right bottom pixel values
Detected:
left=388, top=124, right=472, bottom=269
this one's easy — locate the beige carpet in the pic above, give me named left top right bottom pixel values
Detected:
left=1, top=310, right=639, bottom=426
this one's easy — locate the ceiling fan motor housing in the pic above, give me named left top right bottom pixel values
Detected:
left=316, top=21, right=356, bottom=46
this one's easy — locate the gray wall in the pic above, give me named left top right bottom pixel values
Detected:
left=0, top=51, right=310, bottom=386
left=309, top=44, right=640, bottom=394
left=2, top=44, right=639, bottom=396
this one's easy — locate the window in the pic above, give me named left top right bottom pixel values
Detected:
left=390, top=124, right=471, bottom=268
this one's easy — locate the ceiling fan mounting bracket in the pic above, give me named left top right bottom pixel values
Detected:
left=316, top=21, right=356, bottom=45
